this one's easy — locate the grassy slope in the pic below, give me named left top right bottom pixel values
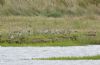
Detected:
left=0, top=0, right=100, bottom=46
left=0, top=0, right=100, bottom=16
left=1, top=16, right=100, bottom=33
left=32, top=55, right=100, bottom=60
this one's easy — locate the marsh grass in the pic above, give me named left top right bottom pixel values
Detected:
left=0, top=40, right=81, bottom=47
left=0, top=0, right=100, bottom=16
left=32, top=55, right=100, bottom=60
left=0, top=0, right=100, bottom=46
left=0, top=16, right=100, bottom=46
left=0, top=34, right=99, bottom=46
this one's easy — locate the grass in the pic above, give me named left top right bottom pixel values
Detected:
left=0, top=38, right=100, bottom=47
left=0, top=0, right=99, bottom=46
left=0, top=0, right=100, bottom=16
left=32, top=55, right=100, bottom=60
left=0, top=41, right=80, bottom=47
left=0, top=16, right=100, bottom=46
left=0, top=16, right=100, bottom=33
left=0, top=38, right=90, bottom=47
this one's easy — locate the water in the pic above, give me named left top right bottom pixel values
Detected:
left=0, top=45, right=100, bottom=65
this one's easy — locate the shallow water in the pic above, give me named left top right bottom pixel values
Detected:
left=1, top=60, right=100, bottom=65
left=0, top=45, right=100, bottom=65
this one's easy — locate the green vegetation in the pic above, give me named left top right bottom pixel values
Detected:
left=32, top=55, right=100, bottom=60
left=0, top=41, right=82, bottom=47
left=0, top=0, right=100, bottom=46
left=0, top=0, right=100, bottom=16
left=0, top=16, right=100, bottom=46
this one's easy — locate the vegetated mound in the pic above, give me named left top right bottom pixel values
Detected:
left=0, top=0, right=100, bottom=17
